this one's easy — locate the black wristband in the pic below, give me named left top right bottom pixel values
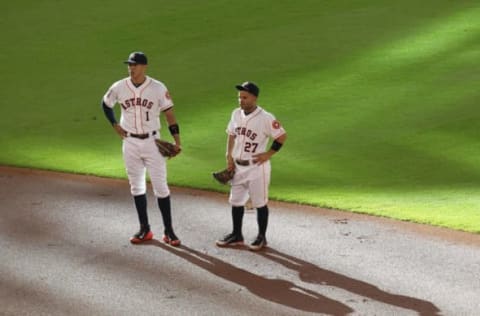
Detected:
left=168, top=123, right=180, bottom=135
left=270, top=140, right=283, bottom=152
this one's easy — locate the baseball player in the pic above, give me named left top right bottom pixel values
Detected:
left=216, top=81, right=287, bottom=251
left=101, top=51, right=182, bottom=246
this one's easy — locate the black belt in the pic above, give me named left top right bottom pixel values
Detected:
left=235, top=159, right=250, bottom=166
left=129, top=131, right=157, bottom=139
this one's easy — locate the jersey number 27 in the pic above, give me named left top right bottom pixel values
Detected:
left=244, top=142, right=258, bottom=153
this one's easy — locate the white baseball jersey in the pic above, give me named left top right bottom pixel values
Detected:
left=227, top=106, right=286, bottom=161
left=103, top=76, right=173, bottom=134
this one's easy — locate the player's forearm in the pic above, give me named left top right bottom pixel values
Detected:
left=266, top=133, right=287, bottom=157
left=167, top=123, right=180, bottom=146
left=275, top=133, right=287, bottom=145
left=101, top=101, right=117, bottom=126
left=164, top=109, right=181, bottom=146
left=226, top=134, right=235, bottom=158
left=225, top=135, right=235, bottom=170
left=271, top=134, right=287, bottom=152
left=171, top=133, right=181, bottom=147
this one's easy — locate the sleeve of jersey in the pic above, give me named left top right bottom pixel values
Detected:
left=226, top=111, right=237, bottom=135
left=266, top=113, right=286, bottom=139
left=158, top=84, right=174, bottom=111
left=103, top=83, right=118, bottom=108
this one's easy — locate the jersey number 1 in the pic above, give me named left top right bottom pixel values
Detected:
left=145, top=111, right=150, bottom=121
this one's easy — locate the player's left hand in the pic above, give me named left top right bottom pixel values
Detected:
left=252, top=151, right=273, bottom=165
left=226, top=155, right=235, bottom=171
left=174, top=144, right=182, bottom=155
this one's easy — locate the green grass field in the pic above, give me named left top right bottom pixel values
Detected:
left=1, top=0, right=479, bottom=232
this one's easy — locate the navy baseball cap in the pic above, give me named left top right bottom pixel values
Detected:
left=124, top=52, right=148, bottom=65
left=235, top=81, right=259, bottom=97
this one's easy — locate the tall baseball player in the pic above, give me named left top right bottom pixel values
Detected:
left=101, top=51, right=182, bottom=246
left=216, top=81, right=287, bottom=251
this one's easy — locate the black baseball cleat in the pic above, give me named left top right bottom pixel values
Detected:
left=216, top=232, right=244, bottom=247
left=249, top=235, right=267, bottom=251
left=163, top=230, right=181, bottom=247
left=130, top=229, right=153, bottom=244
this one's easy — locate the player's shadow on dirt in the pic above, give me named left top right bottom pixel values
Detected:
left=147, top=240, right=353, bottom=315
left=257, top=247, right=441, bottom=316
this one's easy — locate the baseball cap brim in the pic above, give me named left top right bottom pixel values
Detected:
left=123, top=60, right=147, bottom=65
left=235, top=85, right=247, bottom=91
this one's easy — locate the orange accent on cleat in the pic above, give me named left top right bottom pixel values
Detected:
left=130, top=230, right=153, bottom=244
left=163, top=234, right=181, bottom=247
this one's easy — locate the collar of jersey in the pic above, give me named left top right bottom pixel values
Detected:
left=242, top=105, right=261, bottom=117
left=127, top=76, right=150, bottom=89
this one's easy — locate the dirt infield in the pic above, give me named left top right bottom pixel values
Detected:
left=1, top=165, right=479, bottom=315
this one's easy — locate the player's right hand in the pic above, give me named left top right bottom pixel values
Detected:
left=226, top=155, right=235, bottom=172
left=113, top=124, right=127, bottom=138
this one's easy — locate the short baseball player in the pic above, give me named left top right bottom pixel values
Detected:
left=216, top=81, right=287, bottom=250
left=101, top=51, right=182, bottom=246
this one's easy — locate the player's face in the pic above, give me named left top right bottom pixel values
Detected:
left=127, top=63, right=147, bottom=81
left=238, top=91, right=257, bottom=113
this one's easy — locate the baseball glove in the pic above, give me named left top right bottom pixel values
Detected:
left=155, top=139, right=180, bottom=158
left=212, top=168, right=235, bottom=185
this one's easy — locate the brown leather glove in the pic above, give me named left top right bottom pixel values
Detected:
left=155, top=139, right=181, bottom=158
left=212, top=168, right=235, bottom=185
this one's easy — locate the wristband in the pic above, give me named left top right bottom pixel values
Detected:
left=168, top=123, right=180, bottom=135
left=270, top=140, right=283, bottom=152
